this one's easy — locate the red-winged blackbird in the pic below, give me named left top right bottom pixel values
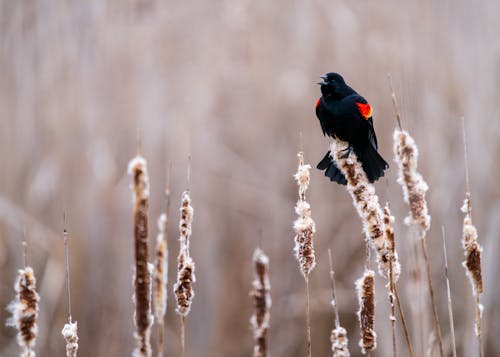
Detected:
left=315, top=72, right=388, bottom=184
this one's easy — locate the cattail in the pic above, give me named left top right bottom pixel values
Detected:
left=383, top=203, right=400, bottom=281
left=393, top=129, right=431, bottom=231
left=173, top=190, right=196, bottom=316
left=356, top=270, right=376, bottom=354
left=128, top=156, right=153, bottom=357
left=7, top=267, right=40, bottom=357
left=331, top=327, right=350, bottom=357
left=61, top=322, right=79, bottom=357
left=250, top=248, right=271, bottom=357
left=462, top=194, right=484, bottom=349
left=393, top=127, right=444, bottom=357
left=293, top=151, right=316, bottom=277
left=154, top=212, right=168, bottom=357
left=461, top=195, right=483, bottom=297
left=329, top=139, right=391, bottom=278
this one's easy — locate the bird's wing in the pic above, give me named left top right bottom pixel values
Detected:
left=353, top=96, right=378, bottom=149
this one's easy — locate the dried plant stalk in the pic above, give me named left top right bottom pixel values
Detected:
left=393, top=128, right=443, bottom=357
left=7, top=267, right=40, bottom=357
left=329, top=139, right=392, bottom=278
left=173, top=190, right=195, bottom=316
left=356, top=270, right=376, bottom=355
left=461, top=195, right=484, bottom=357
left=293, top=151, right=316, bottom=276
left=128, top=156, right=153, bottom=357
left=154, top=212, right=168, bottom=357
left=61, top=322, right=79, bottom=357
left=250, top=248, right=271, bottom=357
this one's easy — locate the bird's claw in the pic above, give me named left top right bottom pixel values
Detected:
left=340, top=146, right=353, bottom=159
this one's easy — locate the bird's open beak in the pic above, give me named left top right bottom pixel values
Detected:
left=317, top=75, right=328, bottom=85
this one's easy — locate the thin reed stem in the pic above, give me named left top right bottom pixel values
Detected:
left=419, top=234, right=444, bottom=357
left=180, top=316, right=185, bottom=357
left=393, top=284, right=414, bottom=357
left=305, top=276, right=312, bottom=357
left=442, top=227, right=457, bottom=357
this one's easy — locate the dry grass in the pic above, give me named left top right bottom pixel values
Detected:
left=250, top=248, right=271, bottom=357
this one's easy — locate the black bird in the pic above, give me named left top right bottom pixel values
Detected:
left=315, top=72, right=388, bottom=184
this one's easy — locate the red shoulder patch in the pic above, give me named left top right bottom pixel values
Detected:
left=315, top=97, right=321, bottom=109
left=355, top=102, right=373, bottom=120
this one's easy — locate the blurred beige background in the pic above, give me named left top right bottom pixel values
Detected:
left=1, top=0, right=499, bottom=356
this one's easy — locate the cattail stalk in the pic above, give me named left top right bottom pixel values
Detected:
left=173, top=190, right=196, bottom=356
left=154, top=186, right=170, bottom=357
left=328, top=249, right=350, bottom=357
left=8, top=264, right=40, bottom=357
left=128, top=156, right=153, bottom=357
left=393, top=128, right=444, bottom=357
left=61, top=222, right=79, bottom=357
left=250, top=248, right=271, bottom=357
left=356, top=270, right=376, bottom=355
left=293, top=151, right=316, bottom=357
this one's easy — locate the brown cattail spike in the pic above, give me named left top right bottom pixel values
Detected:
left=293, top=151, right=316, bottom=276
left=8, top=267, right=40, bottom=357
left=62, top=322, right=79, bottom=357
left=393, top=129, right=431, bottom=231
left=356, top=270, right=376, bottom=354
left=250, top=248, right=271, bottom=357
left=461, top=195, right=483, bottom=296
left=154, top=212, right=168, bottom=357
left=330, top=139, right=391, bottom=278
left=174, top=190, right=196, bottom=317
left=128, top=156, right=153, bottom=357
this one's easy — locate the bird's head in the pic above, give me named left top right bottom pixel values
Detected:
left=318, top=72, right=347, bottom=97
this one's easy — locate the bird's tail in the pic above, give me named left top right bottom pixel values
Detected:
left=354, top=145, right=389, bottom=183
left=317, top=150, right=347, bottom=185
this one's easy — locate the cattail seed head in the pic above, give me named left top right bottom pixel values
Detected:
left=61, top=321, right=79, bottom=357
left=250, top=248, right=271, bottom=357
left=128, top=155, right=153, bottom=357
left=154, top=213, right=168, bottom=322
left=331, top=326, right=350, bottom=357
left=461, top=195, right=483, bottom=296
left=330, top=140, right=390, bottom=278
left=383, top=203, right=401, bottom=281
left=356, top=270, right=376, bottom=354
left=174, top=190, right=196, bottom=316
left=293, top=152, right=316, bottom=276
left=7, top=267, right=40, bottom=357
left=393, top=129, right=431, bottom=231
